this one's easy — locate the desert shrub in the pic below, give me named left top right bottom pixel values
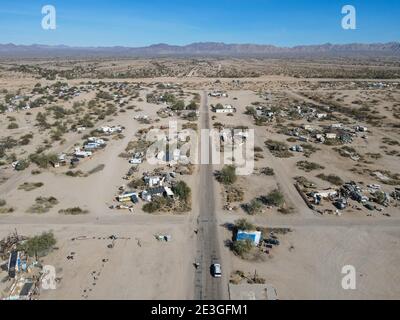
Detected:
left=186, top=101, right=198, bottom=110
left=243, top=199, right=263, bottom=215
left=28, top=197, right=58, bottom=214
left=127, top=178, right=146, bottom=189
left=225, top=185, right=244, bottom=202
left=19, top=134, right=33, bottom=146
left=234, top=219, right=256, bottom=231
left=59, top=207, right=89, bottom=215
left=0, top=207, right=14, bottom=214
left=301, top=143, right=319, bottom=157
left=265, top=139, right=293, bottom=158
left=182, top=122, right=198, bottom=131
left=382, top=137, right=400, bottom=146
left=142, top=197, right=165, bottom=213
left=232, top=240, right=254, bottom=258
left=171, top=100, right=185, bottom=111
left=7, top=122, right=19, bottom=129
left=261, top=189, right=285, bottom=207
left=244, top=106, right=256, bottom=115
left=317, top=174, right=344, bottom=186
left=18, top=231, right=56, bottom=258
left=334, top=146, right=360, bottom=158
left=295, top=176, right=316, bottom=188
left=365, top=153, right=382, bottom=160
left=172, top=181, right=191, bottom=203
left=296, top=161, right=325, bottom=172
left=0, top=199, right=6, bottom=207
left=96, top=91, right=113, bottom=100
left=183, top=111, right=198, bottom=121
left=29, top=152, right=58, bottom=169
left=65, top=170, right=86, bottom=177
left=217, top=165, right=237, bottom=185
left=260, top=167, right=274, bottom=176
left=18, top=182, right=44, bottom=191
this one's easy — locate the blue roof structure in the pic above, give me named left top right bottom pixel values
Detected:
left=236, top=230, right=262, bottom=245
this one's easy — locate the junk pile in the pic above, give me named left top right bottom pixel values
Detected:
left=0, top=231, right=46, bottom=300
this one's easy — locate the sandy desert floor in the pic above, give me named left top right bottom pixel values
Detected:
left=1, top=59, right=400, bottom=299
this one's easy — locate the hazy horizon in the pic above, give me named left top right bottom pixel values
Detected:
left=1, top=40, right=400, bottom=48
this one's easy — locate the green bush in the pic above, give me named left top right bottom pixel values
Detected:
left=142, top=198, right=162, bottom=213
left=172, top=181, right=191, bottom=203
left=28, top=197, right=59, bottom=214
left=244, top=199, right=263, bottom=215
left=186, top=101, right=198, bottom=110
left=59, top=207, right=89, bottom=215
left=245, top=106, right=256, bottom=115
left=29, top=152, right=58, bottom=169
left=18, top=231, right=56, bottom=258
left=171, top=100, right=185, bottom=111
left=127, top=178, right=146, bottom=189
left=7, top=122, right=19, bottom=129
left=265, top=139, right=293, bottom=158
left=217, top=165, right=237, bottom=185
left=234, top=219, right=256, bottom=231
left=261, top=189, right=285, bottom=207
left=316, top=174, right=344, bottom=186
left=260, top=167, right=274, bottom=176
left=296, top=161, right=325, bottom=172
left=232, top=240, right=254, bottom=258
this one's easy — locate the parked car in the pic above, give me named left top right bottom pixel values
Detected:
left=129, top=158, right=142, bottom=164
left=364, top=203, right=375, bottom=211
left=211, top=263, right=222, bottom=278
left=266, top=239, right=280, bottom=246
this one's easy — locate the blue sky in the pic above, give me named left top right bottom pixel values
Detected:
left=0, top=0, right=399, bottom=47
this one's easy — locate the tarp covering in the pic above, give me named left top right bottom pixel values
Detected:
left=236, top=231, right=262, bottom=246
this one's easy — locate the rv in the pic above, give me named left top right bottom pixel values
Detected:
left=8, top=251, right=20, bottom=279
left=74, top=150, right=92, bottom=158
left=117, top=192, right=139, bottom=203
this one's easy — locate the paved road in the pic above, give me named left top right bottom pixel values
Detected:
left=194, top=91, right=224, bottom=300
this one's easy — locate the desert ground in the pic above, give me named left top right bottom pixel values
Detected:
left=0, top=57, right=399, bottom=300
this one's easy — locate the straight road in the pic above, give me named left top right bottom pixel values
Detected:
left=194, top=91, right=224, bottom=300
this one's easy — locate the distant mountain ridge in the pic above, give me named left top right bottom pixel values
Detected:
left=0, top=42, right=399, bottom=58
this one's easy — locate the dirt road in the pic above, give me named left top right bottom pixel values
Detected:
left=194, top=91, right=226, bottom=300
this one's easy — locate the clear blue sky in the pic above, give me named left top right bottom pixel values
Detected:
left=0, top=0, right=399, bottom=47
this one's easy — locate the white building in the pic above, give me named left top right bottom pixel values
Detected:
left=213, top=104, right=236, bottom=113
